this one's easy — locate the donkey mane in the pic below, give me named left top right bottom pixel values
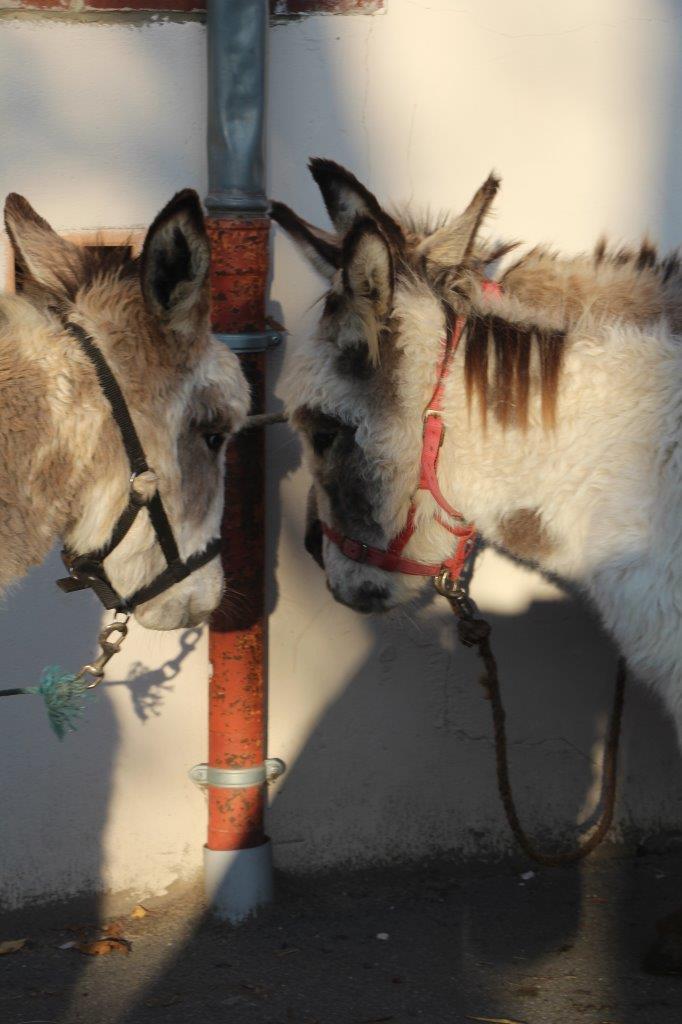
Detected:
left=14, top=240, right=138, bottom=301
left=593, top=236, right=679, bottom=277
left=504, top=237, right=682, bottom=290
left=393, top=245, right=567, bottom=431
left=420, top=234, right=682, bottom=432
left=462, top=310, right=565, bottom=430
left=74, top=244, right=138, bottom=291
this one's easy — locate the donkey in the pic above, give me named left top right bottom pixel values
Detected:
left=271, top=160, right=682, bottom=742
left=1, top=189, right=249, bottom=630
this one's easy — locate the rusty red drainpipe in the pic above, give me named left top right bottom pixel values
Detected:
left=194, top=0, right=284, bottom=923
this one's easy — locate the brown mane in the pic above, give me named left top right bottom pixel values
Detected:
left=463, top=313, right=565, bottom=430
left=14, top=239, right=138, bottom=301
left=460, top=235, right=682, bottom=430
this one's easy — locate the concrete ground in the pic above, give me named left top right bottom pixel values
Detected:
left=1, top=844, right=681, bottom=1024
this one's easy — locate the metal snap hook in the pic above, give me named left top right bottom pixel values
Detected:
left=74, top=614, right=130, bottom=688
left=434, top=569, right=478, bottom=620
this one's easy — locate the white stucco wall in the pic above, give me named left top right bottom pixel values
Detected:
left=1, top=2, right=682, bottom=907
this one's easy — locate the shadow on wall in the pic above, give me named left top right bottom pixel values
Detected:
left=267, top=562, right=682, bottom=871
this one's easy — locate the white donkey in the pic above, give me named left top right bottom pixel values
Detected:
left=1, top=189, right=248, bottom=630
left=272, top=160, right=682, bottom=742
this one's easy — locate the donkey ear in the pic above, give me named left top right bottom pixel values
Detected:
left=417, top=173, right=500, bottom=270
left=342, top=217, right=394, bottom=363
left=4, top=193, right=84, bottom=298
left=343, top=217, right=394, bottom=315
left=140, top=189, right=210, bottom=330
left=270, top=201, right=340, bottom=279
left=308, top=158, right=405, bottom=248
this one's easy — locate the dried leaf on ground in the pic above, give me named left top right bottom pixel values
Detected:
left=76, top=937, right=131, bottom=957
left=0, top=939, right=27, bottom=955
left=131, top=904, right=151, bottom=919
left=103, top=920, right=125, bottom=937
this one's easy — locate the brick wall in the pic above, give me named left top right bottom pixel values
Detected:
left=0, top=1, right=383, bottom=14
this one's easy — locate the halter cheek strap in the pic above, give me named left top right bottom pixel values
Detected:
left=56, top=320, right=220, bottom=613
left=321, top=281, right=502, bottom=583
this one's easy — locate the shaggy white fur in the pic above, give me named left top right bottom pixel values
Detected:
left=275, top=162, right=682, bottom=744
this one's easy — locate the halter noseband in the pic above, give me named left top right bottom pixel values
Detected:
left=321, top=282, right=502, bottom=586
left=56, top=320, right=220, bottom=613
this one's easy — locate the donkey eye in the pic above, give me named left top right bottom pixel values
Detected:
left=312, top=430, right=337, bottom=456
left=204, top=432, right=226, bottom=452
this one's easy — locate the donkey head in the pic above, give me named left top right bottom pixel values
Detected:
left=4, top=191, right=249, bottom=629
left=272, top=159, right=505, bottom=613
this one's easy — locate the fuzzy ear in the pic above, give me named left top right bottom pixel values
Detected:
left=417, top=173, right=500, bottom=271
left=140, top=189, right=210, bottom=330
left=342, top=217, right=394, bottom=363
left=308, top=158, right=405, bottom=249
left=4, top=193, right=85, bottom=298
left=270, top=201, right=341, bottom=279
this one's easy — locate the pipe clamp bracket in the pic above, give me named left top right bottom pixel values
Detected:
left=189, top=758, right=286, bottom=790
left=214, top=331, right=282, bottom=354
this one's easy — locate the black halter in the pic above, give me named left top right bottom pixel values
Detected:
left=56, top=320, right=221, bottom=613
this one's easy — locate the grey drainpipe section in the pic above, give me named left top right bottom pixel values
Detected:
left=206, top=0, right=269, bottom=216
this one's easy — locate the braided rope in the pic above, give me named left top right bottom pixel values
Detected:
left=453, top=608, right=626, bottom=866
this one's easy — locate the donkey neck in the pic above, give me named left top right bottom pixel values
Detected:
left=0, top=296, right=127, bottom=593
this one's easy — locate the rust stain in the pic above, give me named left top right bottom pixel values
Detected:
left=206, top=215, right=269, bottom=852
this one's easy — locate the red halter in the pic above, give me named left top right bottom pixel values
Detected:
left=322, top=282, right=501, bottom=581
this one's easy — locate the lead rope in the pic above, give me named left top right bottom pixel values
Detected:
left=437, top=575, right=626, bottom=866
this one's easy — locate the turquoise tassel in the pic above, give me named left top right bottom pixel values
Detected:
left=26, top=666, right=93, bottom=740
left=2, top=617, right=128, bottom=737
